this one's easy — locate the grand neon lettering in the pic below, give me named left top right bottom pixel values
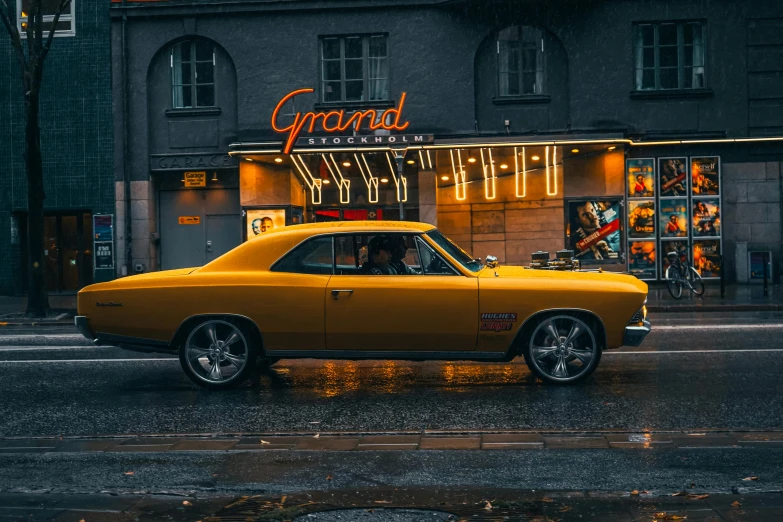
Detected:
left=271, top=88, right=411, bottom=154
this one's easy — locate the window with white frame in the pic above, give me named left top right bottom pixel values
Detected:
left=634, top=21, right=706, bottom=90
left=320, top=35, right=389, bottom=103
left=171, top=39, right=216, bottom=109
left=497, top=25, right=545, bottom=96
left=17, top=0, right=75, bottom=36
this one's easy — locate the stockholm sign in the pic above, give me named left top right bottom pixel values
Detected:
left=272, top=88, right=425, bottom=154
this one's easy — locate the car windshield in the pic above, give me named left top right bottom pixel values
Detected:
left=425, top=230, right=483, bottom=272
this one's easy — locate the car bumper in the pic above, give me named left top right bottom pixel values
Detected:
left=74, top=316, right=94, bottom=340
left=623, top=319, right=651, bottom=347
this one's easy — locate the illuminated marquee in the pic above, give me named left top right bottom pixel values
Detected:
left=271, top=88, right=411, bottom=154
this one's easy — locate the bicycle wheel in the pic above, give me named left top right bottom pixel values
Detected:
left=666, top=266, right=683, bottom=299
left=687, top=266, right=705, bottom=296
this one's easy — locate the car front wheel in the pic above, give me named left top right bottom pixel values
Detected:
left=179, top=319, right=258, bottom=389
left=523, top=315, right=602, bottom=384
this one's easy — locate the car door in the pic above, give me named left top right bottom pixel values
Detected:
left=324, top=233, right=479, bottom=354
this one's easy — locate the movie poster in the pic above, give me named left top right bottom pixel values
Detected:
left=628, top=241, right=656, bottom=279
left=628, top=200, right=656, bottom=238
left=658, top=157, right=688, bottom=197
left=627, top=159, right=655, bottom=198
left=659, top=198, right=688, bottom=238
left=567, top=199, right=622, bottom=262
left=691, top=157, right=720, bottom=196
left=693, top=240, right=721, bottom=278
left=660, top=239, right=689, bottom=276
left=692, top=198, right=721, bottom=237
left=246, top=208, right=286, bottom=240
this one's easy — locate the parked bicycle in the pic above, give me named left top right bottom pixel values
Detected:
left=665, top=250, right=705, bottom=299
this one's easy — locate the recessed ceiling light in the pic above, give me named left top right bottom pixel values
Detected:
left=571, top=149, right=579, bottom=154
left=274, top=157, right=283, bottom=163
left=380, top=178, right=389, bottom=183
left=342, top=161, right=351, bottom=167
left=608, top=146, right=616, bottom=151
left=323, top=179, right=331, bottom=184
left=441, top=175, right=449, bottom=181
left=467, top=157, right=477, bottom=163
left=406, top=159, right=415, bottom=165
left=500, top=163, right=508, bottom=169
left=531, top=155, right=540, bottom=161
left=245, top=158, right=254, bottom=162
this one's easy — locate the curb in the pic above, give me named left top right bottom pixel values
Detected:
left=648, top=303, right=783, bottom=313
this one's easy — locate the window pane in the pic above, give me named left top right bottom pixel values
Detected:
left=40, top=19, right=72, bottom=32
left=683, top=67, right=693, bottom=88
left=685, top=23, right=702, bottom=45
left=692, top=66, right=705, bottom=88
left=345, top=80, right=364, bottom=101
left=195, top=41, right=212, bottom=62
left=498, top=25, right=519, bottom=41
left=368, top=57, right=387, bottom=79
left=178, top=42, right=191, bottom=63
left=195, top=62, right=212, bottom=84
left=684, top=46, right=693, bottom=67
left=25, top=0, right=64, bottom=16
left=640, top=25, right=654, bottom=46
left=335, top=236, right=358, bottom=273
left=660, top=46, right=678, bottom=67
left=417, top=238, right=454, bottom=275
left=642, top=69, right=655, bottom=89
left=522, top=26, right=542, bottom=43
left=172, top=85, right=186, bottom=108
left=323, top=38, right=341, bottom=60
left=369, top=36, right=387, bottom=57
left=368, top=77, right=388, bottom=100
left=692, top=44, right=705, bottom=67
left=324, top=60, right=341, bottom=81
left=345, top=37, right=363, bottom=58
left=522, top=48, right=538, bottom=72
left=181, top=86, right=193, bottom=108
left=273, top=237, right=333, bottom=275
left=659, top=24, right=677, bottom=46
left=345, top=59, right=363, bottom=80
left=660, top=67, right=678, bottom=89
left=324, top=81, right=342, bottom=102
left=196, top=85, right=214, bottom=107
left=643, top=47, right=655, bottom=68
left=179, top=62, right=192, bottom=84
left=522, top=71, right=536, bottom=94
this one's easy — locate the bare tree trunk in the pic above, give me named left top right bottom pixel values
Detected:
left=25, top=82, right=48, bottom=317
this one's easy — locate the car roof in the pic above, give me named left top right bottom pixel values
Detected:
left=198, top=220, right=437, bottom=273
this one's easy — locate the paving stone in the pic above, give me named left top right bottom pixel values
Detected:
left=169, top=439, right=238, bottom=451
left=295, top=437, right=359, bottom=450
left=481, top=433, right=543, bottom=449
left=669, top=434, right=739, bottom=448
left=356, top=435, right=420, bottom=450
left=111, top=437, right=178, bottom=452
left=419, top=437, right=480, bottom=450
left=235, top=436, right=300, bottom=449
left=605, top=433, right=673, bottom=448
left=543, top=436, right=610, bottom=449
left=55, top=439, right=125, bottom=453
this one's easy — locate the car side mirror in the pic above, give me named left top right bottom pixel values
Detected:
left=485, top=255, right=499, bottom=269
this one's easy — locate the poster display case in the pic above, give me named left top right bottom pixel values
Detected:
left=243, top=205, right=304, bottom=241
left=564, top=198, right=624, bottom=264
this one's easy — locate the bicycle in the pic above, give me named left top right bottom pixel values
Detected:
left=665, top=251, right=704, bottom=299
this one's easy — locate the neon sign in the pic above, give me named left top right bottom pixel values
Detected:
left=271, top=88, right=411, bottom=154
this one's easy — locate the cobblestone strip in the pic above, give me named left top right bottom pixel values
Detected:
left=1, top=430, right=782, bottom=453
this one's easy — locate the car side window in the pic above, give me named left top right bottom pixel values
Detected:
left=416, top=237, right=457, bottom=275
left=334, top=234, right=422, bottom=275
left=272, top=237, right=333, bottom=275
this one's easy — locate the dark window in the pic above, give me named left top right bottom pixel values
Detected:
left=320, top=35, right=389, bottom=103
left=18, top=0, right=75, bottom=36
left=634, top=22, right=705, bottom=90
left=272, top=237, right=333, bottom=275
left=497, top=25, right=545, bottom=96
left=425, top=230, right=482, bottom=272
left=171, top=40, right=215, bottom=108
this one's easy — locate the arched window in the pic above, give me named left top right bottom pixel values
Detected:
left=497, top=26, right=545, bottom=96
left=171, top=39, right=215, bottom=108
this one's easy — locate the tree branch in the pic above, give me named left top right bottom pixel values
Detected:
left=0, top=0, right=27, bottom=77
left=41, top=0, right=71, bottom=61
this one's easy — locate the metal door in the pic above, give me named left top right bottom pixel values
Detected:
left=206, top=215, right=242, bottom=262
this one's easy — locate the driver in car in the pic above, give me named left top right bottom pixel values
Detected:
left=362, top=236, right=397, bottom=275
left=389, top=236, right=419, bottom=275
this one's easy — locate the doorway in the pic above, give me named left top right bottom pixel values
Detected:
left=36, top=212, right=94, bottom=293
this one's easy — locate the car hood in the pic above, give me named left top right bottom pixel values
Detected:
left=482, top=265, right=647, bottom=291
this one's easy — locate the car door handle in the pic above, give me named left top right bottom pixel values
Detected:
left=331, top=289, right=354, bottom=299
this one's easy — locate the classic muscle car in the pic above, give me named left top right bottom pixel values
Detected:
left=75, top=221, right=650, bottom=389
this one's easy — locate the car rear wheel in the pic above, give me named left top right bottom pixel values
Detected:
left=523, top=315, right=601, bottom=384
left=179, top=319, right=257, bottom=389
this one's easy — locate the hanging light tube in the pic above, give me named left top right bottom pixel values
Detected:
left=290, top=154, right=322, bottom=205
left=384, top=152, right=408, bottom=202
left=515, top=146, right=526, bottom=198
left=354, top=153, right=379, bottom=204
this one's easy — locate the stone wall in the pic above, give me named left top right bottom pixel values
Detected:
left=723, top=161, right=783, bottom=283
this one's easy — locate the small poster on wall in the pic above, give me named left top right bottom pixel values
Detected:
left=628, top=240, right=656, bottom=279
left=660, top=239, right=689, bottom=276
left=692, top=198, right=721, bottom=237
left=659, top=158, right=688, bottom=197
left=246, top=208, right=286, bottom=239
left=691, top=157, right=720, bottom=195
left=693, top=240, right=721, bottom=278
left=659, top=198, right=689, bottom=238
left=566, top=199, right=623, bottom=262
left=628, top=200, right=656, bottom=238
left=627, top=159, right=655, bottom=198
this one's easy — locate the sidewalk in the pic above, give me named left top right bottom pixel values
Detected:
left=0, top=295, right=77, bottom=325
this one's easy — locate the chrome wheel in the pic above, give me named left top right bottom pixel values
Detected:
left=527, top=315, right=599, bottom=383
left=184, top=320, right=249, bottom=386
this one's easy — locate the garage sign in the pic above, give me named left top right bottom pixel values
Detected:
left=183, top=171, right=206, bottom=187
left=178, top=216, right=201, bottom=225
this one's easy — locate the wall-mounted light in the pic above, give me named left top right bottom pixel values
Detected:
left=608, top=146, right=617, bottom=151
left=531, top=155, right=540, bottom=161
left=274, top=157, right=283, bottom=163
left=211, top=172, right=218, bottom=181
left=380, top=177, right=389, bottom=183
left=245, top=158, right=254, bottom=162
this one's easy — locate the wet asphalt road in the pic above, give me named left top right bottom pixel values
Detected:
left=0, top=312, right=781, bottom=437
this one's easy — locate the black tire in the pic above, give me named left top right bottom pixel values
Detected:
left=178, top=318, right=260, bottom=390
left=522, top=314, right=603, bottom=384
left=666, top=266, right=683, bottom=299
left=687, top=266, right=705, bottom=296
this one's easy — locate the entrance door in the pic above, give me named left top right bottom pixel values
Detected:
left=41, top=212, right=93, bottom=293
left=160, top=189, right=240, bottom=269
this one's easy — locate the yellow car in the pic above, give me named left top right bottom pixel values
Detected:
left=75, top=221, right=650, bottom=389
